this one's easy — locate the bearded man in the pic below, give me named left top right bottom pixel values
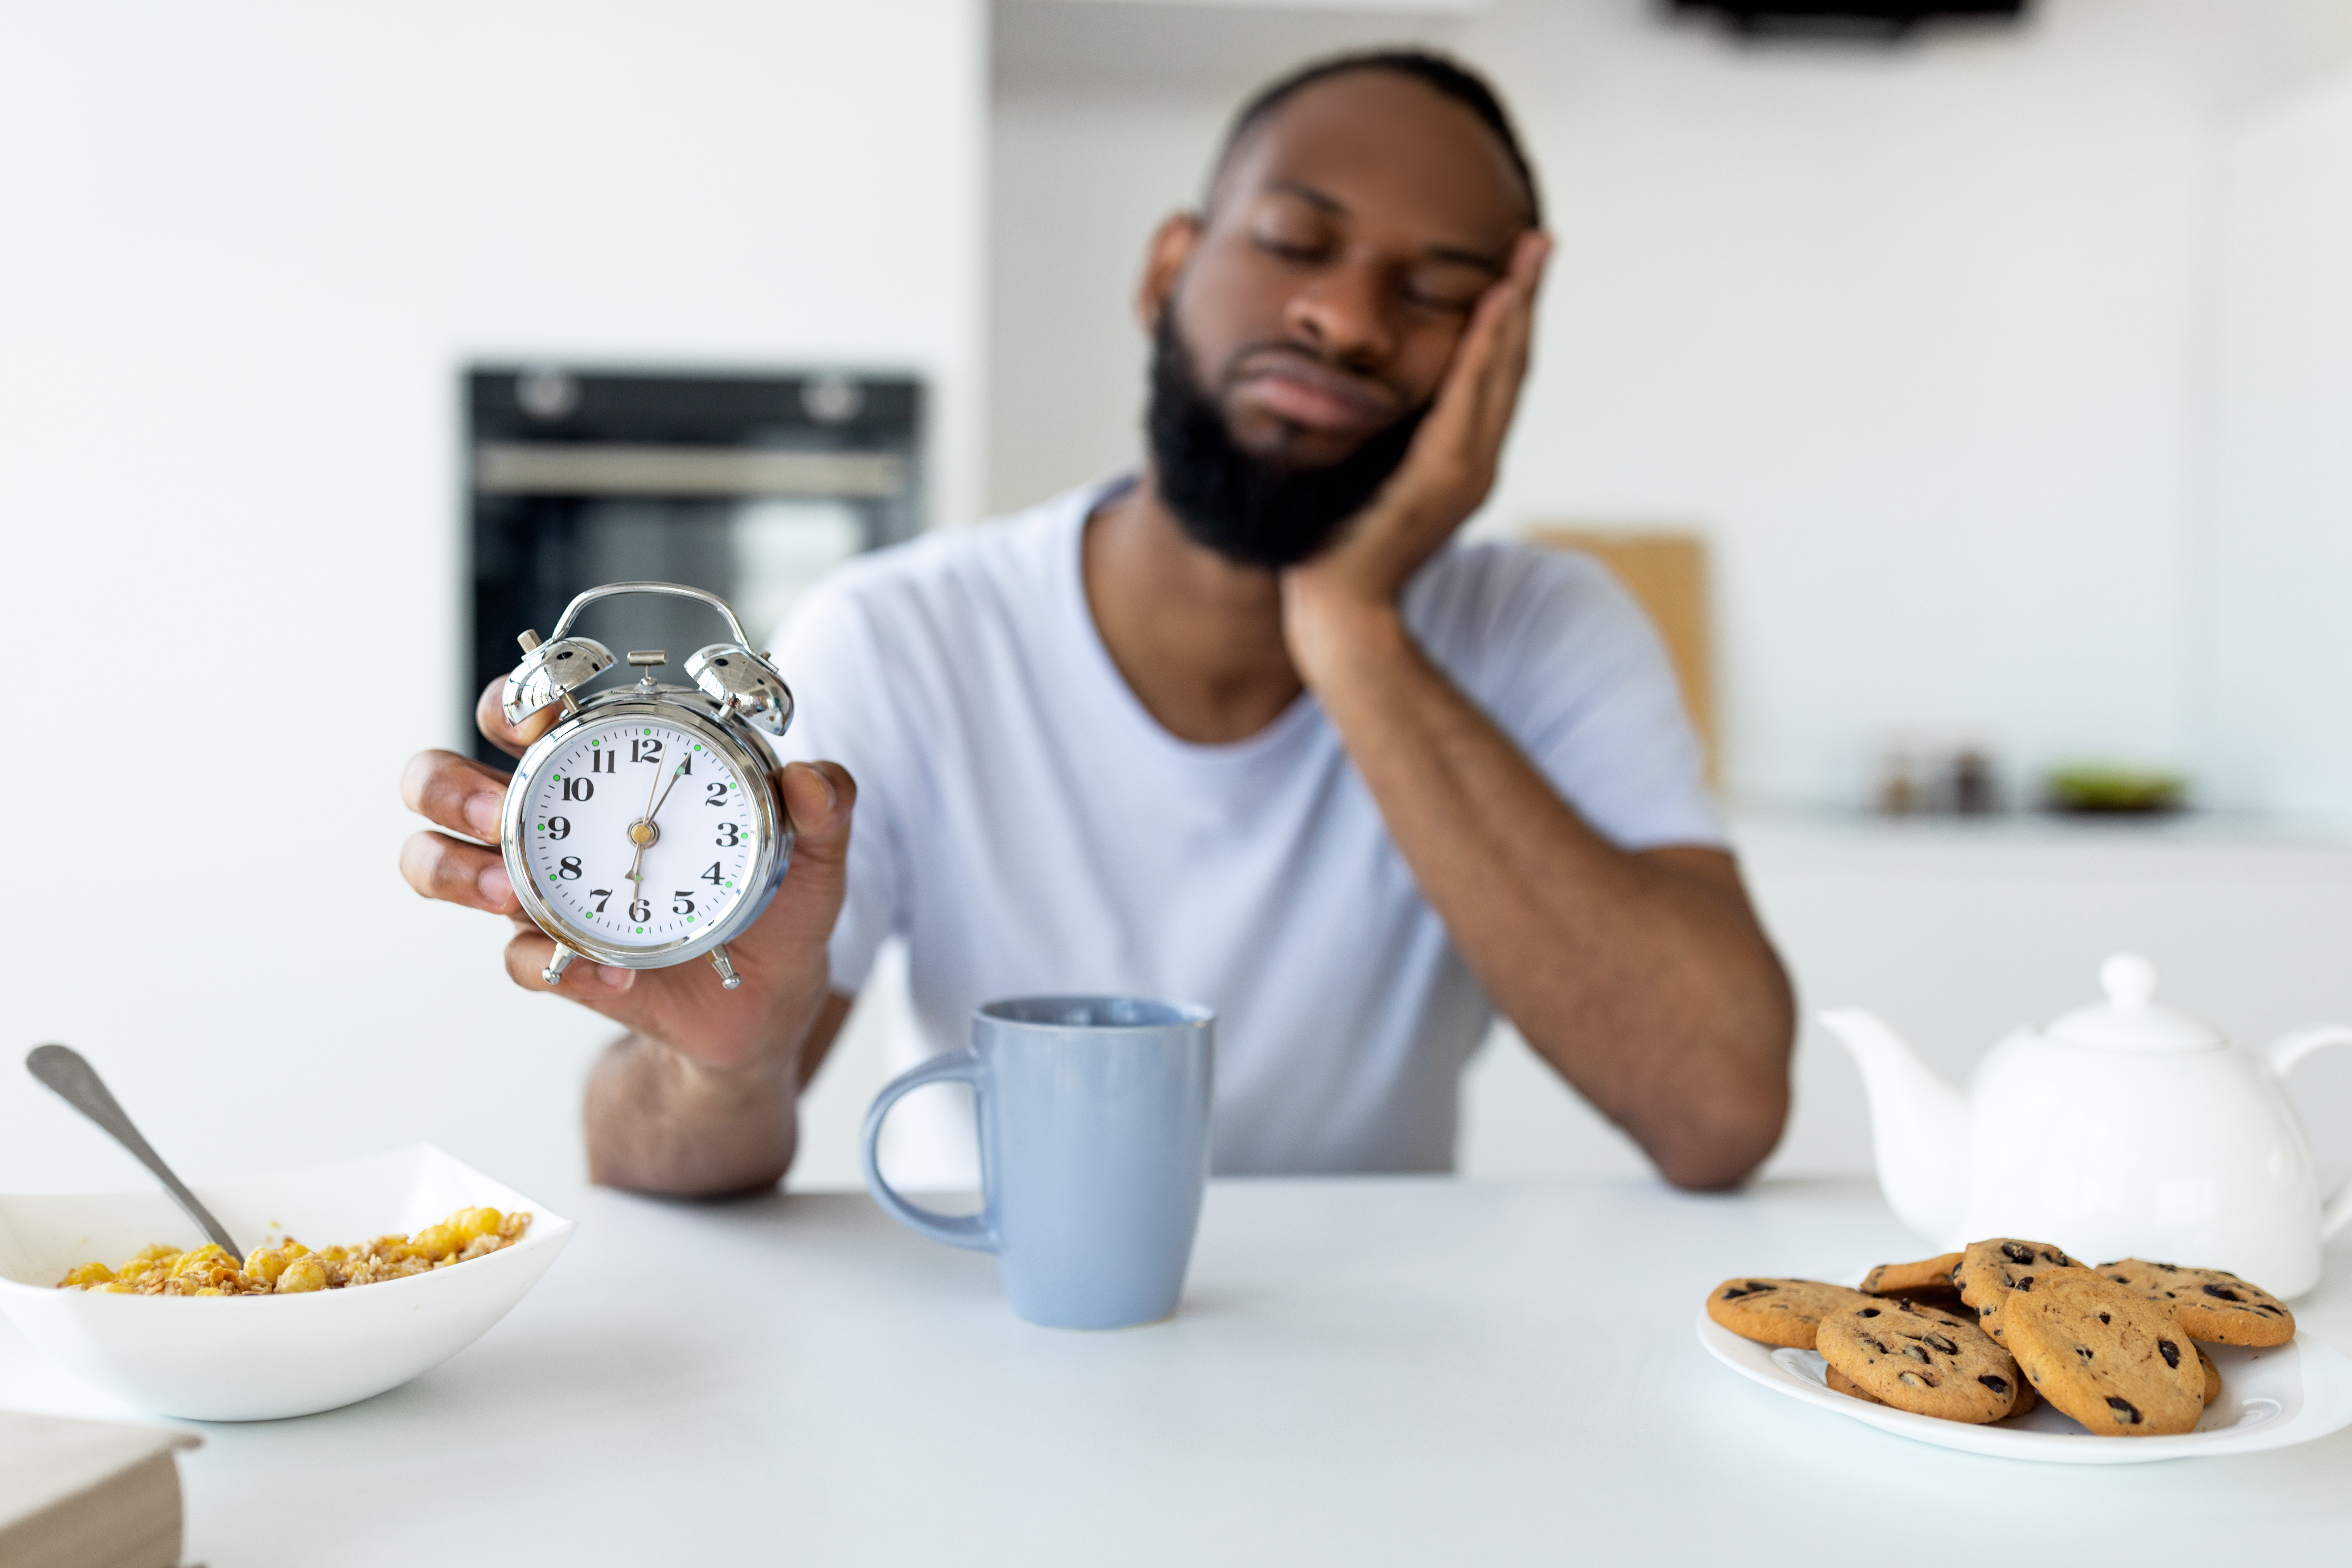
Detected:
left=398, top=51, right=1795, bottom=1194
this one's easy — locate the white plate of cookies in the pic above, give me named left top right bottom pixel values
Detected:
left=1697, top=1238, right=2352, bottom=1463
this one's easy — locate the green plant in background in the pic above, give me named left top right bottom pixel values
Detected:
left=2044, top=764, right=2188, bottom=815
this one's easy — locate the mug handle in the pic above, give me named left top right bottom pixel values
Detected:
left=2266, top=1025, right=2352, bottom=1240
left=860, top=1049, right=997, bottom=1252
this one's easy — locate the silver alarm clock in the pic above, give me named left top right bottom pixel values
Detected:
left=496, top=582, right=794, bottom=992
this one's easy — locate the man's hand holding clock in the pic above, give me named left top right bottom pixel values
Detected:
left=399, top=678, right=857, bottom=1194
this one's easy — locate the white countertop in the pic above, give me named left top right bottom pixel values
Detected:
left=1726, top=806, right=2352, bottom=862
left=5, top=1177, right=2351, bottom=1565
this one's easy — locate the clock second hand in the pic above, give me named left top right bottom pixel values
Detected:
left=617, top=744, right=662, bottom=918
left=625, top=755, right=689, bottom=915
left=638, top=740, right=665, bottom=819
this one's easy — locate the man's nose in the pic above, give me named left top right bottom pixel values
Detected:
left=1280, top=256, right=1396, bottom=371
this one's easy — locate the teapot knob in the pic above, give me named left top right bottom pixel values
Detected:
left=2101, top=952, right=2158, bottom=1008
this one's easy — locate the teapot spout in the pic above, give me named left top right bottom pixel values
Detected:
left=1818, top=1009, right=1970, bottom=1244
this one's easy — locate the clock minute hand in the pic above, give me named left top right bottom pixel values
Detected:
left=645, top=759, right=690, bottom=825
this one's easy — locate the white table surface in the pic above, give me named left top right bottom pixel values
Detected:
left=5, top=1176, right=2351, bottom=1566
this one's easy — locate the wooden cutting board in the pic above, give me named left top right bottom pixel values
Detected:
left=1525, top=527, right=1717, bottom=785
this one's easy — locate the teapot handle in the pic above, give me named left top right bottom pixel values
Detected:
left=2266, top=1025, right=2352, bottom=1240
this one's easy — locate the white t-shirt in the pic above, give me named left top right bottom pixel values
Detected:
left=772, top=480, right=1722, bottom=1176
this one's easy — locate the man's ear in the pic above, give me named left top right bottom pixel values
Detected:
left=1134, top=211, right=1202, bottom=334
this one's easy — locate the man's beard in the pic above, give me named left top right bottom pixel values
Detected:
left=1145, top=310, right=1426, bottom=571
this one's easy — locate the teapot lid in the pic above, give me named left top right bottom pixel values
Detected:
left=2044, top=954, right=2221, bottom=1052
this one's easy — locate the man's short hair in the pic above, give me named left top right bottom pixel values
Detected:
left=1212, top=49, right=1543, bottom=228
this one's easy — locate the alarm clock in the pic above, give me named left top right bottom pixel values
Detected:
left=496, top=581, right=794, bottom=992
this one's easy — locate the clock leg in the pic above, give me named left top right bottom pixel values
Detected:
left=542, top=944, right=578, bottom=987
left=708, top=944, right=742, bottom=991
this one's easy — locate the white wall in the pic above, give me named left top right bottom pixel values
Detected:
left=988, top=0, right=2352, bottom=810
left=0, top=0, right=984, bottom=1197
left=2206, top=65, right=2352, bottom=822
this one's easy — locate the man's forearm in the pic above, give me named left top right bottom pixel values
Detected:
left=1302, top=603, right=1793, bottom=1189
left=584, top=991, right=854, bottom=1197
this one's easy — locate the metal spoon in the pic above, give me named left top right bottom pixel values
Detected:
left=25, top=1044, right=243, bottom=1258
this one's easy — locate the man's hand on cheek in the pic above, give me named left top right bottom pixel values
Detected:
left=1281, top=229, right=1551, bottom=680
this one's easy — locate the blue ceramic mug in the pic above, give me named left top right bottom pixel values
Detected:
left=860, top=996, right=1214, bottom=1330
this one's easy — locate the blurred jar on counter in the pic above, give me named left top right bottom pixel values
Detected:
left=1873, top=741, right=2003, bottom=816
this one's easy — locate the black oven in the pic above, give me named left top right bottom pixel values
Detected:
left=466, top=366, right=921, bottom=765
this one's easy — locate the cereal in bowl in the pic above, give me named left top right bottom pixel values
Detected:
left=57, top=1207, right=530, bottom=1296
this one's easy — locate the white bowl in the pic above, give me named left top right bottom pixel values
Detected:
left=0, top=1144, right=574, bottom=1421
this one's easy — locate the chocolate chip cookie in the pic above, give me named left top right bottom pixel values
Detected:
left=1953, top=1238, right=2081, bottom=1342
left=2199, top=1343, right=2221, bottom=1407
left=2001, top=1269, right=2205, bottom=1436
left=1830, top=1338, right=2036, bottom=1417
left=1862, top=1251, right=1962, bottom=1297
left=1817, top=1298, right=2024, bottom=1423
left=2096, top=1259, right=2296, bottom=1347
left=1861, top=1250, right=1967, bottom=1311
left=1706, top=1277, right=1876, bottom=1349
left=1825, top=1365, right=1885, bottom=1405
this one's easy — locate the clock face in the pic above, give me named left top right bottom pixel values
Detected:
left=516, top=716, right=762, bottom=949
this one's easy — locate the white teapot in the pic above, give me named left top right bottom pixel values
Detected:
left=1819, top=954, right=2352, bottom=1297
